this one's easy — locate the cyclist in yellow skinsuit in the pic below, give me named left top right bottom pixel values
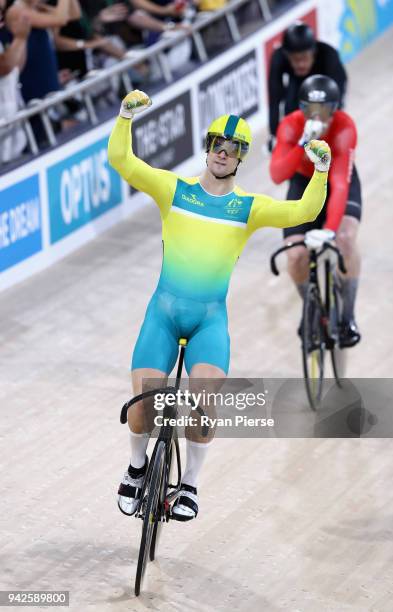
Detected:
left=108, top=90, right=331, bottom=521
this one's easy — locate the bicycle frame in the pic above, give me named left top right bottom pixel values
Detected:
left=270, top=239, right=347, bottom=408
left=270, top=239, right=346, bottom=337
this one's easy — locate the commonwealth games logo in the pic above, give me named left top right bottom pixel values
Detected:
left=225, top=197, right=243, bottom=215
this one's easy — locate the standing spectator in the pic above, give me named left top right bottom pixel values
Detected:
left=5, top=0, right=73, bottom=143
left=0, top=0, right=30, bottom=163
left=79, top=0, right=191, bottom=81
left=268, top=21, right=347, bottom=151
left=80, top=0, right=185, bottom=47
left=6, top=0, right=72, bottom=103
left=50, top=0, right=114, bottom=80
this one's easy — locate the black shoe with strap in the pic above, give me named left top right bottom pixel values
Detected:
left=339, top=320, right=361, bottom=348
left=171, top=483, right=198, bottom=522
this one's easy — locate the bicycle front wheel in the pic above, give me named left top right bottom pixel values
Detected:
left=329, top=281, right=346, bottom=385
left=149, top=438, right=176, bottom=562
left=135, top=440, right=166, bottom=597
left=302, top=285, right=325, bottom=411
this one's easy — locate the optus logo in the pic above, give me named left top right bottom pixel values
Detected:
left=60, top=149, right=111, bottom=224
left=47, top=137, right=122, bottom=244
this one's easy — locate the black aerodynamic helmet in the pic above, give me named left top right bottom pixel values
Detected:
left=298, top=74, right=340, bottom=111
left=282, top=22, right=316, bottom=53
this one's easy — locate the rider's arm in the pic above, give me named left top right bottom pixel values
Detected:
left=7, top=0, right=70, bottom=28
left=321, top=43, right=347, bottom=108
left=247, top=170, right=327, bottom=233
left=269, top=115, right=305, bottom=183
left=323, top=127, right=356, bottom=231
left=108, top=116, right=177, bottom=218
left=268, top=49, right=285, bottom=138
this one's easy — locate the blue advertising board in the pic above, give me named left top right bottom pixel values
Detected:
left=47, top=136, right=122, bottom=244
left=0, top=175, right=42, bottom=273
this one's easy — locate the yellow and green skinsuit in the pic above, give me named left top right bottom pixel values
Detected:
left=108, top=117, right=326, bottom=374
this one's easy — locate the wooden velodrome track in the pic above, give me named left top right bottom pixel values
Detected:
left=1, top=29, right=393, bottom=612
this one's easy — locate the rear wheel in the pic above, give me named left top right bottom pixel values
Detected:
left=135, top=440, right=166, bottom=597
left=302, top=285, right=325, bottom=410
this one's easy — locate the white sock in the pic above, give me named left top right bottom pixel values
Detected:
left=182, top=439, right=213, bottom=489
left=129, top=430, right=150, bottom=469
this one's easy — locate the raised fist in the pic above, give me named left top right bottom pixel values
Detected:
left=120, top=90, right=152, bottom=120
left=305, top=139, right=331, bottom=172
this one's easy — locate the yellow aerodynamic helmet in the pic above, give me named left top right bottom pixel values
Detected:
left=205, top=114, right=252, bottom=160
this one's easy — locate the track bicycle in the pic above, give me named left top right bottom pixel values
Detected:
left=270, top=238, right=347, bottom=410
left=120, top=338, right=208, bottom=596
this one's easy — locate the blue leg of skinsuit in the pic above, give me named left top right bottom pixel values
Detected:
left=184, top=302, right=230, bottom=374
left=131, top=291, right=179, bottom=374
left=131, top=290, right=230, bottom=375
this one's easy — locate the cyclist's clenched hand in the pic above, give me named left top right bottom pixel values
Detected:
left=120, top=90, right=152, bottom=120
left=304, top=139, right=331, bottom=172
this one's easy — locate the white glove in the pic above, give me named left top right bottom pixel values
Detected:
left=305, top=139, right=331, bottom=172
left=298, top=119, right=325, bottom=146
left=119, top=89, right=152, bottom=119
left=305, top=228, right=335, bottom=250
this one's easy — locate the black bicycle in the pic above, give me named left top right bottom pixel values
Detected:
left=120, top=338, right=207, bottom=596
left=270, top=239, right=347, bottom=410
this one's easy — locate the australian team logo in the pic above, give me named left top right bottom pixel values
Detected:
left=225, top=197, right=243, bottom=216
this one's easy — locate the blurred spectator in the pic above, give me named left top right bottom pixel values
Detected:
left=6, top=0, right=72, bottom=103
left=131, top=0, right=185, bottom=23
left=80, top=0, right=185, bottom=47
left=79, top=0, right=192, bottom=82
left=4, top=0, right=75, bottom=144
left=49, top=0, right=119, bottom=80
left=131, top=0, right=191, bottom=46
left=0, top=0, right=30, bottom=163
left=268, top=21, right=347, bottom=150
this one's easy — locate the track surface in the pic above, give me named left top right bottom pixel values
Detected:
left=1, top=30, right=393, bottom=612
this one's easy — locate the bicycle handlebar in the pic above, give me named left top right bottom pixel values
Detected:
left=120, top=387, right=177, bottom=424
left=270, top=240, right=305, bottom=276
left=120, top=386, right=209, bottom=436
left=270, top=240, right=347, bottom=276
